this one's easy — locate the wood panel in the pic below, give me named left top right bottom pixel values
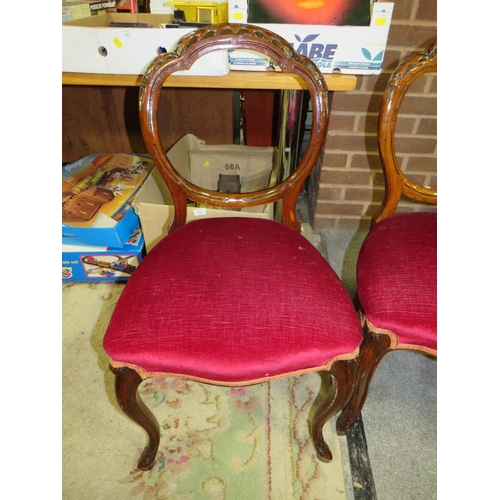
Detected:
left=242, top=90, right=279, bottom=147
left=62, top=86, right=234, bottom=163
left=62, top=71, right=357, bottom=91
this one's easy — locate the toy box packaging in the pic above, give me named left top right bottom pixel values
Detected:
left=62, top=153, right=155, bottom=247
left=228, top=2, right=394, bottom=75
left=167, top=1, right=228, bottom=23
left=248, top=0, right=372, bottom=26
left=62, top=227, right=145, bottom=282
left=132, top=134, right=277, bottom=252
left=62, top=0, right=117, bottom=22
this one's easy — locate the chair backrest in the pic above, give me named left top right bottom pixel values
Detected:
left=374, top=42, right=437, bottom=224
left=138, top=23, right=329, bottom=234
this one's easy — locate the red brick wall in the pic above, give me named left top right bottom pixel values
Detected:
left=310, top=0, right=437, bottom=230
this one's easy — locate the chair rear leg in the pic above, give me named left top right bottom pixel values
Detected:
left=112, top=366, right=161, bottom=471
left=336, top=330, right=392, bottom=435
left=310, top=358, right=356, bottom=462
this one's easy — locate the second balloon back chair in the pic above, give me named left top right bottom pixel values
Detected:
left=336, top=42, right=438, bottom=434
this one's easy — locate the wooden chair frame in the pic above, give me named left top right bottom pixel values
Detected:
left=139, top=23, right=330, bottom=234
left=107, top=23, right=361, bottom=470
left=371, top=42, right=437, bottom=225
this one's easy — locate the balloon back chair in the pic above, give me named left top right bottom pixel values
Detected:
left=336, top=43, right=437, bottom=434
left=102, top=23, right=364, bottom=470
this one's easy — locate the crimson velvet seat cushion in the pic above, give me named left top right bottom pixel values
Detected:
left=104, top=217, right=362, bottom=385
left=356, top=212, right=437, bottom=351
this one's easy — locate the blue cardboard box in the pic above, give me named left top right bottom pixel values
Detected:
left=62, top=227, right=145, bottom=282
left=62, top=153, right=155, bottom=247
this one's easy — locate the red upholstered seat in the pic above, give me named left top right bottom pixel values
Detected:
left=356, top=212, right=437, bottom=351
left=104, top=217, right=362, bottom=384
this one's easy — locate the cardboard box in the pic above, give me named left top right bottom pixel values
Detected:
left=228, top=1, right=247, bottom=23
left=133, top=134, right=277, bottom=251
left=228, top=8, right=247, bottom=23
left=187, top=140, right=275, bottom=192
left=62, top=13, right=229, bottom=75
left=62, top=153, right=155, bottom=247
left=149, top=0, right=173, bottom=14
left=189, top=147, right=274, bottom=191
left=62, top=227, right=145, bottom=282
left=228, top=2, right=394, bottom=75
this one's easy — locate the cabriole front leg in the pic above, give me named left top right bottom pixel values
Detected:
left=310, top=359, right=356, bottom=462
left=336, top=331, right=392, bottom=435
left=111, top=366, right=161, bottom=471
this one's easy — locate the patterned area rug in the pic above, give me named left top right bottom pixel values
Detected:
left=62, top=282, right=353, bottom=500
